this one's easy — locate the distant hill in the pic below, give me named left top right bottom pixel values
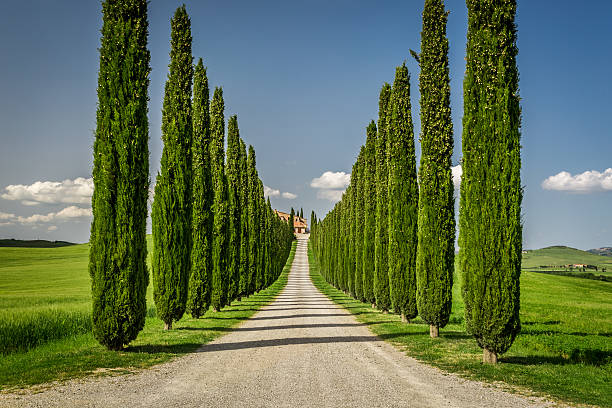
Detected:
left=587, top=247, right=612, bottom=257
left=0, top=239, right=76, bottom=248
left=522, top=245, right=612, bottom=280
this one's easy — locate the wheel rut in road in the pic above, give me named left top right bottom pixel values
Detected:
left=1, top=235, right=554, bottom=407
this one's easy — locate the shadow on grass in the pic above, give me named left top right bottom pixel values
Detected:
left=125, top=343, right=203, bottom=355
left=502, top=349, right=612, bottom=366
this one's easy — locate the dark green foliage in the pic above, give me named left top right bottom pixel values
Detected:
left=289, top=208, right=295, bottom=237
left=226, top=115, right=241, bottom=303
left=353, top=147, right=365, bottom=301
left=300, top=208, right=304, bottom=219
left=210, top=87, right=228, bottom=311
left=362, top=121, right=377, bottom=305
left=247, top=146, right=260, bottom=295
left=237, top=138, right=249, bottom=298
left=374, top=83, right=392, bottom=311
left=187, top=58, right=212, bottom=318
left=152, top=5, right=193, bottom=329
left=387, top=63, right=418, bottom=320
left=416, top=0, right=455, bottom=330
left=90, top=0, right=150, bottom=350
left=256, top=179, right=266, bottom=291
left=459, top=0, right=522, bottom=357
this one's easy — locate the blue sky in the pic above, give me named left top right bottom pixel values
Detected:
left=0, top=0, right=611, bottom=249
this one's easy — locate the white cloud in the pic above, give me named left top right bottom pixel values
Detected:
left=15, top=206, right=92, bottom=225
left=0, top=211, right=15, bottom=221
left=542, top=168, right=612, bottom=193
left=1, top=177, right=93, bottom=205
left=310, top=171, right=351, bottom=189
left=264, top=185, right=280, bottom=197
left=282, top=192, right=297, bottom=199
left=317, top=189, right=344, bottom=202
left=452, top=165, right=462, bottom=189
left=48, top=225, right=58, bottom=231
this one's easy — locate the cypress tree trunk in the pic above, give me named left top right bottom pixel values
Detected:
left=387, top=63, right=418, bottom=322
left=247, top=146, right=260, bottom=296
left=238, top=138, right=249, bottom=299
left=90, top=0, right=150, bottom=350
left=374, top=83, right=392, bottom=312
left=152, top=5, right=193, bottom=330
left=188, top=58, right=212, bottom=319
left=416, top=0, right=455, bottom=336
left=210, top=87, right=228, bottom=311
left=362, top=121, right=377, bottom=306
left=460, top=0, right=522, bottom=363
left=226, top=115, right=242, bottom=304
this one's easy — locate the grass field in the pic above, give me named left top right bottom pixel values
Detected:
left=309, top=243, right=612, bottom=407
left=0, top=239, right=296, bottom=390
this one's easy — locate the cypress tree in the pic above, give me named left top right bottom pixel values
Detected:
left=90, top=0, right=150, bottom=350
left=346, top=182, right=355, bottom=296
left=300, top=208, right=304, bottom=219
left=362, top=121, right=377, bottom=307
left=210, top=87, right=228, bottom=311
left=374, top=83, right=392, bottom=312
left=387, top=63, right=418, bottom=323
left=416, top=0, right=455, bottom=337
left=353, top=147, right=365, bottom=301
left=152, top=5, right=193, bottom=330
left=226, top=115, right=241, bottom=304
left=256, top=179, right=266, bottom=291
left=459, top=0, right=522, bottom=364
left=289, top=207, right=295, bottom=237
left=247, top=146, right=260, bottom=295
left=237, top=138, right=249, bottom=299
left=188, top=58, right=213, bottom=318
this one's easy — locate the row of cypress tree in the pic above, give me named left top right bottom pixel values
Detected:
left=90, top=1, right=294, bottom=350
left=311, top=0, right=522, bottom=364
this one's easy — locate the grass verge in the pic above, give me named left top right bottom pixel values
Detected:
left=308, top=242, right=611, bottom=407
left=0, top=241, right=296, bottom=391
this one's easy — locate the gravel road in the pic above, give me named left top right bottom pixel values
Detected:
left=1, top=235, right=555, bottom=407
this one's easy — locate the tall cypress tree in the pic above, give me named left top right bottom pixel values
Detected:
left=459, top=0, right=522, bottom=364
left=289, top=207, right=295, bottom=237
left=416, top=0, right=455, bottom=337
left=237, top=138, right=249, bottom=299
left=210, top=87, right=228, bottom=311
left=387, top=63, right=418, bottom=323
left=226, top=115, right=241, bottom=304
left=374, top=83, right=392, bottom=312
left=362, top=121, right=377, bottom=307
left=188, top=58, right=212, bottom=318
left=256, top=179, right=266, bottom=291
left=247, top=146, right=260, bottom=295
left=353, top=147, right=365, bottom=301
left=152, top=5, right=193, bottom=330
left=90, top=0, right=150, bottom=349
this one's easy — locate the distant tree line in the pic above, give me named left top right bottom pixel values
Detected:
left=311, top=0, right=522, bottom=364
left=90, top=1, right=294, bottom=350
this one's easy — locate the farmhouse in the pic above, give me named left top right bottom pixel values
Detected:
left=274, top=210, right=308, bottom=234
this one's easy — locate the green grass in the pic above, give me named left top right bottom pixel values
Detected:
left=523, top=245, right=612, bottom=278
left=308, top=243, right=612, bottom=407
left=0, top=239, right=296, bottom=390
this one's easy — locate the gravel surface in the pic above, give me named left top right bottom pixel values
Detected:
left=1, top=236, right=557, bottom=407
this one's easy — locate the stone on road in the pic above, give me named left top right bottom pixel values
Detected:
left=1, top=236, right=553, bottom=407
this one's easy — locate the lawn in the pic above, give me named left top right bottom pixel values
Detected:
left=0, top=239, right=296, bottom=390
left=309, top=243, right=612, bottom=407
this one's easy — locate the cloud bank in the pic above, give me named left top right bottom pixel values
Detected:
left=452, top=165, right=462, bottom=189
left=310, top=171, right=351, bottom=189
left=542, top=168, right=612, bottom=193
left=0, top=206, right=91, bottom=226
left=264, top=185, right=297, bottom=200
left=310, top=171, right=350, bottom=202
left=1, top=177, right=93, bottom=205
